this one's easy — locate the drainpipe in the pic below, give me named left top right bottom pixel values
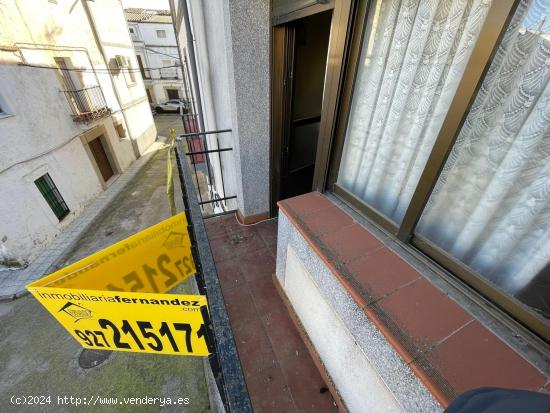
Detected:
left=169, top=0, right=206, bottom=133
left=81, top=0, right=141, bottom=159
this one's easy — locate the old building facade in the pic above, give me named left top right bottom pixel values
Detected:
left=0, top=0, right=156, bottom=268
left=124, top=8, right=184, bottom=106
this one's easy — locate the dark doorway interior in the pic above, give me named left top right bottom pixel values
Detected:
left=166, top=89, right=180, bottom=100
left=280, top=11, right=332, bottom=200
left=89, top=136, right=114, bottom=182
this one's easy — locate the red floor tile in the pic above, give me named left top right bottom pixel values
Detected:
left=423, top=321, right=547, bottom=396
left=266, top=243, right=277, bottom=260
left=204, top=217, right=228, bottom=239
left=231, top=230, right=266, bottom=257
left=301, top=206, right=355, bottom=235
left=280, top=351, right=338, bottom=413
left=233, top=317, right=278, bottom=379
left=209, top=229, right=265, bottom=261
left=378, top=277, right=472, bottom=351
left=248, top=277, right=285, bottom=316
left=256, top=219, right=278, bottom=247
left=225, top=219, right=258, bottom=239
left=246, top=364, right=296, bottom=413
left=238, top=247, right=276, bottom=282
left=280, top=192, right=335, bottom=217
left=262, top=309, right=306, bottom=361
left=321, top=223, right=383, bottom=263
left=205, top=213, right=335, bottom=413
left=209, top=234, right=237, bottom=262
left=215, top=258, right=247, bottom=293
left=222, top=287, right=259, bottom=328
left=344, top=247, right=421, bottom=302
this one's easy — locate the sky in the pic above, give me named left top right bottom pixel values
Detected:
left=522, top=0, right=549, bottom=32
left=120, top=0, right=170, bottom=10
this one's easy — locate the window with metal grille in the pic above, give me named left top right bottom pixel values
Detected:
left=34, top=173, right=70, bottom=221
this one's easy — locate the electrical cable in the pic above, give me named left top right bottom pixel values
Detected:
left=17, top=62, right=183, bottom=73
left=143, top=47, right=181, bottom=61
left=233, top=213, right=277, bottom=227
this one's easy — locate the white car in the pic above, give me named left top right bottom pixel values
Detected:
left=153, top=99, right=189, bottom=114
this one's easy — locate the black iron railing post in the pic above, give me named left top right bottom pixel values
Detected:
left=176, top=147, right=226, bottom=405
left=174, top=141, right=252, bottom=413
left=178, top=130, right=236, bottom=218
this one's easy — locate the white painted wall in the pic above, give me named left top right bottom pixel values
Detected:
left=275, top=211, right=442, bottom=413
left=171, top=0, right=270, bottom=218
left=284, top=246, right=403, bottom=412
left=127, top=18, right=184, bottom=105
left=171, top=0, right=242, bottom=212
left=0, top=0, right=156, bottom=267
left=85, top=0, right=157, bottom=153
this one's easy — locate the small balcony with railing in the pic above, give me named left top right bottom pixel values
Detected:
left=159, top=67, right=180, bottom=80
left=63, top=86, right=111, bottom=123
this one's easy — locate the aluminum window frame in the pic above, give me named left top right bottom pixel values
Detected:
left=319, top=0, right=549, bottom=341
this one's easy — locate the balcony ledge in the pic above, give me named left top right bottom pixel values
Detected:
left=276, top=192, right=549, bottom=410
left=71, top=107, right=111, bottom=123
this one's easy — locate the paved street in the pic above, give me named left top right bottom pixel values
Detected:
left=153, top=114, right=215, bottom=216
left=153, top=114, right=185, bottom=138
left=0, top=147, right=210, bottom=412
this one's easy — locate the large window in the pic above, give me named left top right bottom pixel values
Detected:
left=333, top=0, right=549, bottom=338
left=416, top=0, right=550, bottom=324
left=35, top=173, right=70, bottom=221
left=338, top=0, right=492, bottom=224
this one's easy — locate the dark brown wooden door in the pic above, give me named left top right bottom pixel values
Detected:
left=89, top=137, right=114, bottom=182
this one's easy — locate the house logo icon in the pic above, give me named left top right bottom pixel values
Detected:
left=163, top=231, right=186, bottom=250
left=58, top=302, right=92, bottom=323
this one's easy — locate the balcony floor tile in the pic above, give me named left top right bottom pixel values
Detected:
left=205, top=214, right=337, bottom=412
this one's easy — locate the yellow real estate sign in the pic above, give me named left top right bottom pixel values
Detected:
left=27, top=213, right=211, bottom=356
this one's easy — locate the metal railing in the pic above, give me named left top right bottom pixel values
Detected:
left=160, top=67, right=180, bottom=80
left=63, top=86, right=110, bottom=122
left=177, top=129, right=237, bottom=218
left=175, top=140, right=252, bottom=413
left=140, top=68, right=180, bottom=80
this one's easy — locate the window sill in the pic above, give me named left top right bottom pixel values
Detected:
left=277, top=192, right=549, bottom=407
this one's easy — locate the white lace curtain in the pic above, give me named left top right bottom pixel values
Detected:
left=417, top=0, right=550, bottom=303
left=338, top=0, right=492, bottom=223
left=337, top=0, right=550, bottom=317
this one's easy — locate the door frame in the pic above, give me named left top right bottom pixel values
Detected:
left=80, top=125, right=121, bottom=188
left=270, top=0, right=354, bottom=216
left=89, top=136, right=115, bottom=182
left=166, top=88, right=181, bottom=100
